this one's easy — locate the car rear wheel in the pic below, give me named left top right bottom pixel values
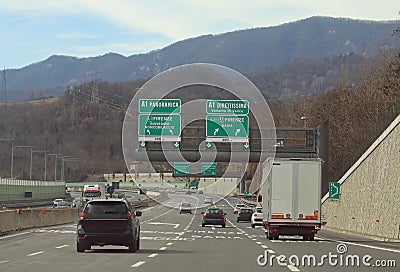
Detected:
left=222, top=224, right=226, bottom=228
left=76, top=241, right=86, bottom=253
left=128, top=241, right=137, bottom=253
left=201, top=223, right=205, bottom=227
left=251, top=224, right=255, bottom=228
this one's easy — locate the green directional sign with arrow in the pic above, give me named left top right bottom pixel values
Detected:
left=138, top=114, right=181, bottom=141
left=206, top=115, right=248, bottom=142
left=173, top=162, right=190, bottom=175
left=201, top=162, right=217, bottom=175
left=329, top=182, right=341, bottom=199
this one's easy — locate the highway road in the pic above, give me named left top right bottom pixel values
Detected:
left=0, top=193, right=399, bottom=272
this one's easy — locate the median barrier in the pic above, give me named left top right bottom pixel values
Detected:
left=0, top=207, right=79, bottom=234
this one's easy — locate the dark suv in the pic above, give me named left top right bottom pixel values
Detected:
left=76, top=198, right=142, bottom=253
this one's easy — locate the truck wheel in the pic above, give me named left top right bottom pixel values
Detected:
left=222, top=224, right=226, bottom=228
left=128, top=241, right=137, bottom=253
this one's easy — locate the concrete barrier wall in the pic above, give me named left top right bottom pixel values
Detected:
left=0, top=179, right=66, bottom=201
left=321, top=114, right=400, bottom=241
left=0, top=207, right=79, bottom=234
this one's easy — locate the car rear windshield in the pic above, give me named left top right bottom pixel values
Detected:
left=255, top=208, right=262, bottom=213
left=84, top=202, right=128, bottom=218
left=182, top=203, right=191, bottom=207
left=241, top=209, right=253, bottom=213
left=206, top=209, right=223, bottom=214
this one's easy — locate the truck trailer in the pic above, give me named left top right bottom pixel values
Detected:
left=260, top=158, right=322, bottom=241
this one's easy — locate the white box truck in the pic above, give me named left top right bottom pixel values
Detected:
left=260, top=158, right=322, bottom=241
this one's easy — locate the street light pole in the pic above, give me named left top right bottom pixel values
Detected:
left=0, top=138, right=14, bottom=178
left=12, top=145, right=34, bottom=180
left=48, top=154, right=62, bottom=181
left=32, top=150, right=52, bottom=181
left=61, top=156, right=79, bottom=183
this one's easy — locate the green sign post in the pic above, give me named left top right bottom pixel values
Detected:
left=329, top=182, right=341, bottom=199
left=201, top=162, right=217, bottom=175
left=206, top=100, right=249, bottom=115
left=138, top=114, right=181, bottom=141
left=173, top=162, right=190, bottom=175
left=139, top=99, right=181, bottom=114
left=206, top=115, right=248, bottom=142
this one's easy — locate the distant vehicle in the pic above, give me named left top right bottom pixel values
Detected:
left=251, top=207, right=263, bottom=228
left=236, top=208, right=253, bottom=222
left=261, top=158, right=322, bottom=241
left=71, top=198, right=83, bottom=208
left=202, top=208, right=226, bottom=228
left=198, top=190, right=204, bottom=194
left=82, top=184, right=101, bottom=201
left=179, top=202, right=192, bottom=214
left=55, top=201, right=70, bottom=208
left=52, top=198, right=63, bottom=208
left=233, top=203, right=246, bottom=214
left=76, top=198, right=142, bottom=253
left=204, top=197, right=213, bottom=204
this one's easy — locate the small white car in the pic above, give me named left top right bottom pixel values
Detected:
left=52, top=198, right=63, bottom=208
left=251, top=207, right=263, bottom=228
left=233, top=203, right=246, bottom=214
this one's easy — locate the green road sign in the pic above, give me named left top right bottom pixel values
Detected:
left=206, top=100, right=249, bottom=115
left=201, top=162, right=217, bottom=175
left=329, top=182, right=341, bottom=199
left=206, top=115, right=248, bottom=142
left=138, top=114, right=181, bottom=141
left=173, top=162, right=190, bottom=175
left=139, top=99, right=181, bottom=114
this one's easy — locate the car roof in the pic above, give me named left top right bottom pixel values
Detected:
left=86, top=198, right=126, bottom=203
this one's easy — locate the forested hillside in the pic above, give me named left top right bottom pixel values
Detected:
left=0, top=50, right=399, bottom=183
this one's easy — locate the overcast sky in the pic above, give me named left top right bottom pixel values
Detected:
left=0, top=0, right=399, bottom=69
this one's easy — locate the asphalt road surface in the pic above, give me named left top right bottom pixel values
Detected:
left=0, top=193, right=399, bottom=272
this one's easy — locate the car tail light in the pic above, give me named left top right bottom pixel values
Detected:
left=203, top=214, right=207, bottom=219
left=254, top=214, right=257, bottom=217
left=79, top=212, right=84, bottom=220
left=311, top=229, right=316, bottom=233
left=272, top=228, right=278, bottom=233
left=127, top=211, right=132, bottom=219
left=221, top=214, right=225, bottom=220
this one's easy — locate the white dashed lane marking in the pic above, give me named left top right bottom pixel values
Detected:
left=148, top=253, right=158, bottom=258
left=27, top=251, right=44, bottom=257
left=131, top=261, right=146, bottom=268
left=55, top=245, right=69, bottom=249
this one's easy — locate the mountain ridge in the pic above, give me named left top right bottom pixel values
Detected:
left=3, top=16, right=400, bottom=101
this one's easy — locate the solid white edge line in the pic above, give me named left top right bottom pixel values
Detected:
left=27, top=251, right=44, bottom=256
left=131, top=261, right=146, bottom=268
left=317, top=235, right=400, bottom=254
left=287, top=264, right=300, bottom=271
left=0, top=231, right=31, bottom=240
